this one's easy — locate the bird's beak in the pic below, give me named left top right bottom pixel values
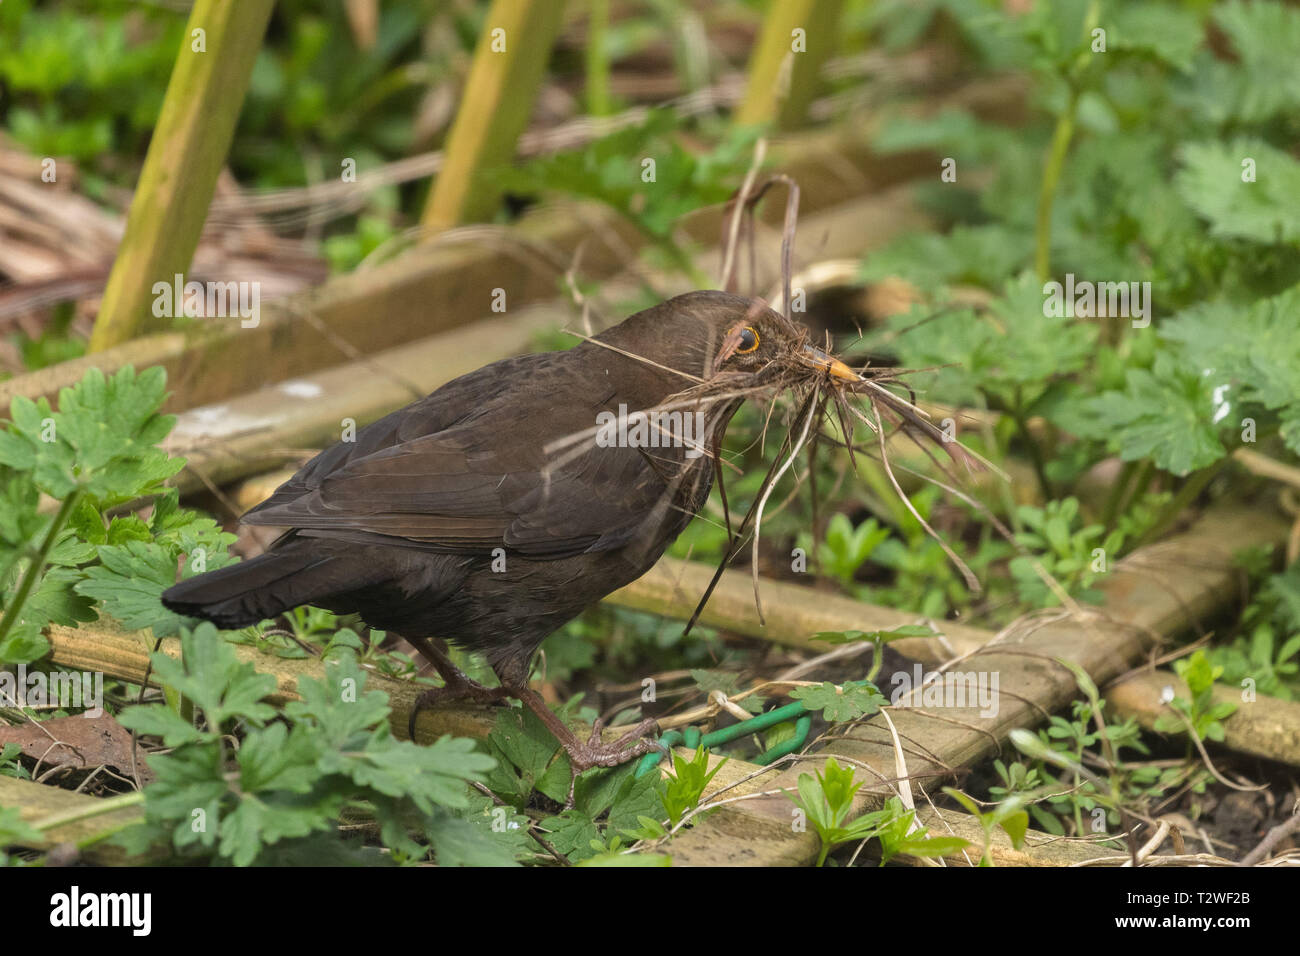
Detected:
left=803, top=345, right=861, bottom=382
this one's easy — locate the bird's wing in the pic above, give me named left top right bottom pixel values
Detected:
left=243, top=358, right=703, bottom=559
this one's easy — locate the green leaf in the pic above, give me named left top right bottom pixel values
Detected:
left=1075, top=353, right=1226, bottom=475
left=219, top=791, right=339, bottom=867
left=117, top=703, right=205, bottom=748
left=1110, top=3, right=1204, bottom=72
left=790, top=681, right=887, bottom=723
left=1175, top=139, right=1300, bottom=244
left=1206, top=0, right=1300, bottom=123
left=1160, top=284, right=1300, bottom=455
left=538, top=808, right=602, bottom=862
left=0, top=618, right=49, bottom=666
left=814, top=624, right=940, bottom=644
left=238, top=723, right=321, bottom=793
left=690, top=668, right=762, bottom=714
left=425, top=810, right=522, bottom=867
left=321, top=735, right=495, bottom=816
left=144, top=623, right=278, bottom=729
left=75, top=535, right=234, bottom=638
left=998, top=809, right=1030, bottom=849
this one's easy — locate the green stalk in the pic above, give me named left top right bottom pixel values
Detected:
left=1136, top=457, right=1232, bottom=550
left=1103, top=458, right=1154, bottom=535
left=0, top=490, right=81, bottom=647
left=32, top=789, right=146, bottom=832
left=1034, top=90, right=1078, bottom=281
left=1034, top=0, right=1101, bottom=281
left=1101, top=460, right=1137, bottom=529
left=585, top=0, right=612, bottom=117
left=1012, top=387, right=1053, bottom=501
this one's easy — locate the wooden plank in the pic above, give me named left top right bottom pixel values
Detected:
left=44, top=621, right=496, bottom=746
left=607, top=556, right=992, bottom=661
left=735, top=0, right=845, bottom=129
left=89, top=0, right=276, bottom=351
left=669, top=749, right=1116, bottom=865
left=4, top=71, right=1029, bottom=415
left=657, top=505, right=1289, bottom=865
left=1107, top=670, right=1300, bottom=768
left=156, top=185, right=927, bottom=493
left=0, top=776, right=146, bottom=863
left=421, top=0, right=570, bottom=232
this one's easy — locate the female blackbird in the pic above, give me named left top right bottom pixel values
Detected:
left=162, top=291, right=857, bottom=774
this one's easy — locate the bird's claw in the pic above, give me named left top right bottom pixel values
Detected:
left=561, top=718, right=665, bottom=807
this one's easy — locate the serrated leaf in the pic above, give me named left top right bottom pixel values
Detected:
left=814, top=624, right=940, bottom=644
left=144, top=623, right=278, bottom=728
left=1175, top=139, right=1300, bottom=244
left=791, top=681, right=887, bottom=723
left=1075, top=353, right=1226, bottom=476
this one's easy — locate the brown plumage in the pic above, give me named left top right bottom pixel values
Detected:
left=163, top=290, right=849, bottom=777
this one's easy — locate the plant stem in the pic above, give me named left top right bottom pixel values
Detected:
left=1102, top=460, right=1137, bottom=529
left=1104, top=458, right=1154, bottom=535
left=1034, top=0, right=1101, bottom=281
left=585, top=0, right=612, bottom=116
left=32, top=789, right=145, bottom=832
left=1136, top=457, right=1232, bottom=549
left=0, top=490, right=80, bottom=647
left=1012, top=388, right=1053, bottom=501
left=1034, top=87, right=1078, bottom=281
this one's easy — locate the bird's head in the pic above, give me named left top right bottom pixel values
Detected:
left=596, top=290, right=859, bottom=387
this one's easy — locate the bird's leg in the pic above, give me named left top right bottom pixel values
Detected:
left=403, top=635, right=510, bottom=738
left=508, top=685, right=664, bottom=806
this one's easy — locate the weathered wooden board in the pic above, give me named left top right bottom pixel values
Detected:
left=1108, top=669, right=1300, bottom=769
left=656, top=506, right=1288, bottom=865
left=44, top=621, right=494, bottom=746
left=0, top=776, right=147, bottom=863
left=157, top=185, right=927, bottom=493
left=1, top=76, right=1027, bottom=416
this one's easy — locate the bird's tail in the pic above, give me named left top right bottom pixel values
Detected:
left=161, top=539, right=360, bottom=629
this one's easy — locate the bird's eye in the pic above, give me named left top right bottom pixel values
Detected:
left=736, top=326, right=760, bottom=354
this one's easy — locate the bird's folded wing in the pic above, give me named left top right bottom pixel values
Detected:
left=241, top=428, right=695, bottom=559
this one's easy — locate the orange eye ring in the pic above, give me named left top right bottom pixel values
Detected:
left=736, top=326, right=760, bottom=354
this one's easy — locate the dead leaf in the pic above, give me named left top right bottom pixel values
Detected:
left=0, top=714, right=152, bottom=781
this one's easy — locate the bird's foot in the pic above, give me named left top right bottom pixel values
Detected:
left=558, top=717, right=665, bottom=807
left=569, top=717, right=665, bottom=770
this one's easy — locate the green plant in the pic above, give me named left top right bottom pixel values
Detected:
left=943, top=787, right=1029, bottom=867
left=1211, top=561, right=1300, bottom=700
left=791, top=757, right=968, bottom=866
left=661, top=746, right=725, bottom=828
left=498, top=110, right=761, bottom=287
left=0, top=366, right=231, bottom=665
left=0, top=742, right=29, bottom=780
left=867, top=0, right=1300, bottom=558
left=114, top=628, right=501, bottom=865
left=790, top=680, right=887, bottom=723
left=480, top=703, right=671, bottom=863
left=1155, top=649, right=1238, bottom=744
left=804, top=513, right=890, bottom=586
left=997, top=660, right=1152, bottom=837
left=1009, top=497, right=1122, bottom=605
